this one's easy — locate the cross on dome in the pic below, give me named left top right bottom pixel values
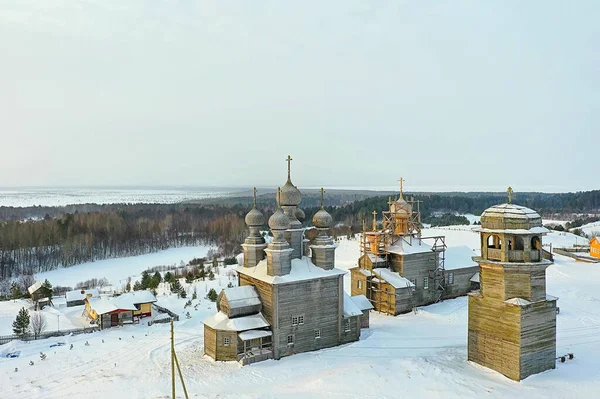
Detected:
left=507, top=186, right=514, bottom=204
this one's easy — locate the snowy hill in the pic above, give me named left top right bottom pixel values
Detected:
left=1, top=229, right=599, bottom=398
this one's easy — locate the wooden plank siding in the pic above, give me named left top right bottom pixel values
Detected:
left=216, top=330, right=238, bottom=361
left=238, top=274, right=275, bottom=325
left=273, top=275, right=342, bottom=359
left=341, top=316, right=361, bottom=344
left=350, top=268, right=369, bottom=297
left=443, top=266, right=478, bottom=299
left=204, top=325, right=217, bottom=359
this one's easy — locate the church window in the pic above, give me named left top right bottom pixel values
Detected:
left=358, top=280, right=362, bottom=289
left=344, top=319, right=351, bottom=332
left=223, top=337, right=230, bottom=346
left=423, top=277, right=429, bottom=290
left=410, top=278, right=417, bottom=288
left=292, top=316, right=298, bottom=326
left=314, top=329, right=321, bottom=339
left=448, top=272, right=454, bottom=285
left=287, top=334, right=294, bottom=345
left=298, top=315, right=305, bottom=325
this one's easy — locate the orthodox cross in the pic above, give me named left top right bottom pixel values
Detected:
left=277, top=187, right=281, bottom=207
left=372, top=210, right=378, bottom=231
left=320, top=187, right=325, bottom=208
left=507, top=186, right=513, bottom=204
left=398, top=177, right=405, bottom=199
left=253, top=187, right=257, bottom=207
left=286, top=155, right=293, bottom=180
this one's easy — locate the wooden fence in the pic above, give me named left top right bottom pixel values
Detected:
left=0, top=326, right=100, bottom=346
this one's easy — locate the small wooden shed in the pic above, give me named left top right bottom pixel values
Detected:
left=590, top=237, right=600, bottom=259
left=350, top=294, right=374, bottom=328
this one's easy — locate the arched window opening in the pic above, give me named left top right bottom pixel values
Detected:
left=515, top=236, right=524, bottom=250
left=531, top=236, right=541, bottom=250
left=487, top=235, right=502, bottom=249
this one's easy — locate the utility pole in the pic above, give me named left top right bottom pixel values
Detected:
left=171, top=319, right=189, bottom=399
left=171, top=320, right=175, bottom=399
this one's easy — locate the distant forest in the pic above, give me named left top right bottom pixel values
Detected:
left=0, top=190, right=598, bottom=281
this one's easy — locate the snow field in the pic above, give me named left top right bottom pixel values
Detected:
left=1, top=229, right=599, bottom=398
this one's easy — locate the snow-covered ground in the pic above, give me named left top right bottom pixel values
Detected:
left=577, top=221, right=600, bottom=238
left=35, top=244, right=214, bottom=289
left=0, top=187, right=243, bottom=207
left=1, top=230, right=599, bottom=398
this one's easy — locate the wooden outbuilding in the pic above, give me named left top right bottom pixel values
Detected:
left=590, top=237, right=600, bottom=259
left=350, top=294, right=374, bottom=328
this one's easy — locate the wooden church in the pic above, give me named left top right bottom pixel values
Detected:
left=350, top=179, right=479, bottom=315
left=202, top=157, right=371, bottom=365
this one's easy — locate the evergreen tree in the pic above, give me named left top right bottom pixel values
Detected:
left=41, top=279, right=53, bottom=301
left=133, top=281, right=142, bottom=291
left=180, top=289, right=187, bottom=299
left=212, top=258, right=219, bottom=274
left=185, top=272, right=194, bottom=284
left=140, top=271, right=151, bottom=289
left=208, top=271, right=215, bottom=281
left=164, top=272, right=174, bottom=283
left=125, top=282, right=131, bottom=292
left=192, top=289, right=197, bottom=300
left=149, top=276, right=160, bottom=290
left=153, top=271, right=163, bottom=283
left=170, top=279, right=183, bottom=297
left=207, top=288, right=218, bottom=302
left=11, top=282, right=22, bottom=301
left=12, top=307, right=30, bottom=337
left=198, top=268, right=206, bottom=281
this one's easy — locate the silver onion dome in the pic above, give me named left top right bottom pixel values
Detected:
left=269, top=208, right=291, bottom=230
left=312, top=208, right=333, bottom=229
left=245, top=207, right=265, bottom=227
left=280, top=179, right=302, bottom=206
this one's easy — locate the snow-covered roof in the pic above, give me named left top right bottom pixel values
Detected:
left=87, top=298, right=137, bottom=315
left=351, top=294, right=373, bottom=311
left=202, top=311, right=270, bottom=332
left=343, top=293, right=363, bottom=318
left=387, top=239, right=433, bottom=256
left=372, top=268, right=414, bottom=289
left=238, top=330, right=273, bottom=341
left=236, top=256, right=346, bottom=285
left=482, top=204, right=541, bottom=221
left=470, top=272, right=480, bottom=283
left=27, top=281, right=42, bottom=295
left=475, top=226, right=549, bottom=235
left=504, top=298, right=532, bottom=306
left=119, top=290, right=157, bottom=304
left=366, top=253, right=386, bottom=263
left=222, top=286, right=261, bottom=309
left=66, top=289, right=99, bottom=302
left=546, top=294, right=559, bottom=301
left=444, top=246, right=478, bottom=270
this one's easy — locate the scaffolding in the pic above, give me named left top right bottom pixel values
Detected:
left=357, top=179, right=448, bottom=313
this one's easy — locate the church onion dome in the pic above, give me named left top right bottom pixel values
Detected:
left=269, top=208, right=291, bottom=231
left=279, top=179, right=302, bottom=206
left=245, top=207, right=265, bottom=227
left=390, top=197, right=412, bottom=216
left=295, top=207, right=305, bottom=223
left=480, top=203, right=543, bottom=231
left=313, top=208, right=333, bottom=229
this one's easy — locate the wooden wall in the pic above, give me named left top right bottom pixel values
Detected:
left=341, top=316, right=361, bottom=344
left=350, top=268, right=368, bottom=297
left=273, top=275, right=342, bottom=359
left=520, top=300, right=556, bottom=379
left=443, top=266, right=478, bottom=299
left=238, top=274, right=275, bottom=325
left=204, top=325, right=217, bottom=359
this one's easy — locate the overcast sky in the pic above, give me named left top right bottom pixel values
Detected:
left=0, top=1, right=597, bottom=192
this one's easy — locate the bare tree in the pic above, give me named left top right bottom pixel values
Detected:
left=30, top=312, right=47, bottom=339
left=19, top=274, right=35, bottom=294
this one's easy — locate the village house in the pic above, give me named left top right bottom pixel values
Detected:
left=27, top=281, right=51, bottom=310
left=66, top=288, right=99, bottom=307
left=350, top=179, right=479, bottom=315
left=84, top=290, right=157, bottom=329
left=203, top=158, right=369, bottom=365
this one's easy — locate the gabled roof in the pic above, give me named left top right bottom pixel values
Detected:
left=66, top=289, right=99, bottom=302
left=362, top=253, right=386, bottom=263
left=387, top=239, right=433, bottom=256
left=470, top=272, right=480, bottom=283
left=202, top=311, right=270, bottom=332
left=222, top=286, right=261, bottom=309
left=351, top=294, right=373, bottom=311
left=343, top=293, right=363, bottom=317
left=87, top=298, right=137, bottom=315
left=444, top=246, right=478, bottom=270
left=591, top=237, right=600, bottom=245
left=372, top=268, right=414, bottom=289
left=119, top=290, right=157, bottom=305
left=27, top=281, right=43, bottom=295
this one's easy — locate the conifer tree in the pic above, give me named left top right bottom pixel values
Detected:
left=207, top=288, right=218, bottom=302
left=208, top=271, right=215, bottom=281
left=11, top=282, right=22, bottom=301
left=153, top=271, right=163, bottom=283
left=41, top=279, right=53, bottom=301
left=133, top=281, right=142, bottom=291
left=12, top=307, right=30, bottom=337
